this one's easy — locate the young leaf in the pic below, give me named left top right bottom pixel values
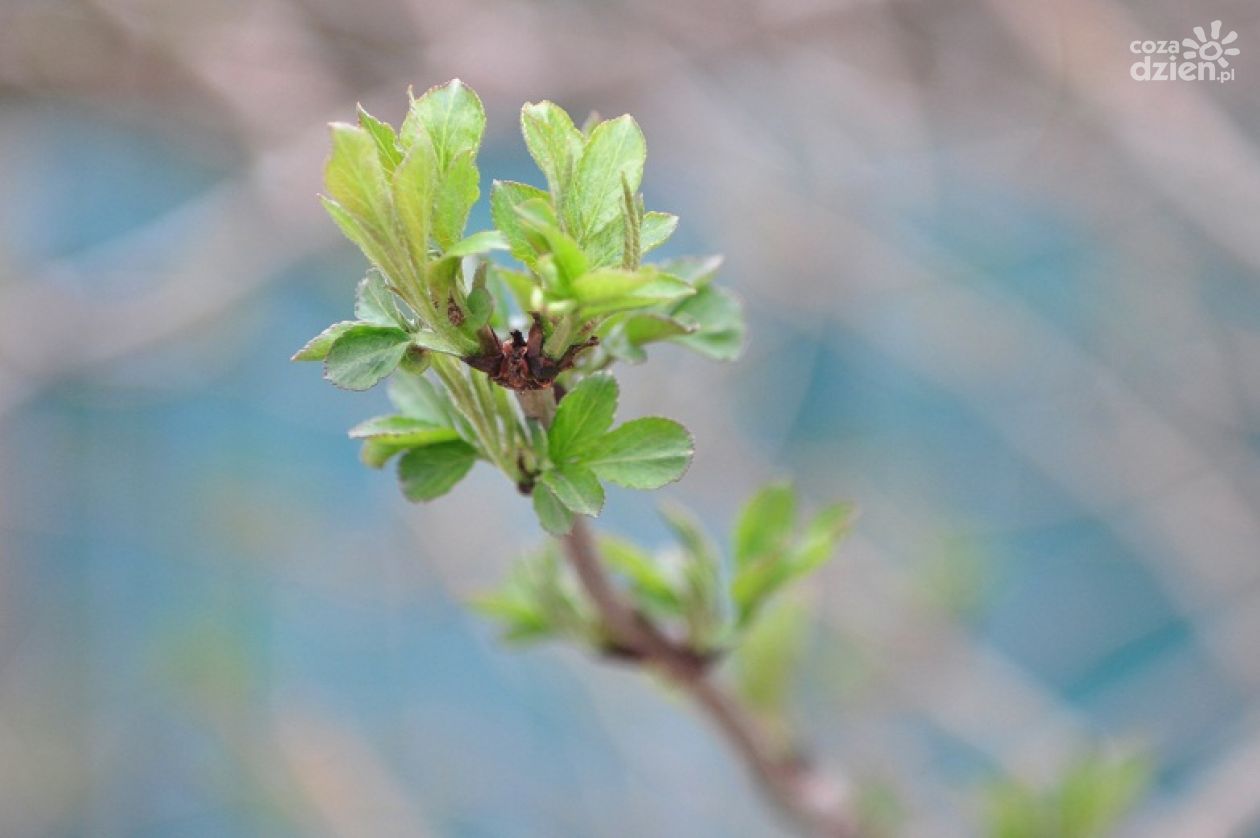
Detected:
left=392, top=137, right=437, bottom=270
left=640, top=211, right=678, bottom=256
left=442, top=230, right=509, bottom=259
left=321, top=196, right=404, bottom=283
left=566, top=115, right=646, bottom=244
left=388, top=371, right=455, bottom=424
left=734, top=482, right=796, bottom=569
left=355, top=273, right=408, bottom=328
left=533, top=483, right=575, bottom=535
left=432, top=148, right=479, bottom=249
left=348, top=415, right=461, bottom=445
left=323, top=325, right=411, bottom=391
left=792, top=503, right=855, bottom=574
left=491, top=180, right=551, bottom=270
left=357, top=104, right=403, bottom=173
left=516, top=198, right=588, bottom=290
left=584, top=417, right=693, bottom=489
left=521, top=100, right=584, bottom=201
left=671, top=285, right=745, bottom=361
left=661, top=503, right=723, bottom=646
left=733, top=598, right=810, bottom=714
left=355, top=418, right=462, bottom=470
left=397, top=439, right=477, bottom=501
left=292, top=320, right=360, bottom=362
left=600, top=535, right=681, bottom=614
left=540, top=465, right=605, bottom=516
left=325, top=123, right=393, bottom=231
left=401, top=79, right=486, bottom=170
left=570, top=268, right=693, bottom=318
left=548, top=373, right=618, bottom=462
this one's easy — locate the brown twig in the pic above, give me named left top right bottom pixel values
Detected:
left=516, top=388, right=858, bottom=837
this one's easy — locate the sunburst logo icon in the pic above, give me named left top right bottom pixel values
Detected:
left=1183, top=20, right=1240, bottom=68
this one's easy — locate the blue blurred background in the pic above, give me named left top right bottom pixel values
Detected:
left=2, top=0, right=1259, bottom=834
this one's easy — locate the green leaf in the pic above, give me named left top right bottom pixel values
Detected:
left=443, top=230, right=509, bottom=259
left=532, top=483, right=575, bottom=535
left=464, top=286, right=493, bottom=331
left=323, top=325, right=411, bottom=391
left=411, top=328, right=468, bottom=356
left=324, top=122, right=392, bottom=229
left=661, top=503, right=723, bottom=646
left=548, top=373, right=618, bottom=462
left=355, top=273, right=408, bottom=328
left=388, top=372, right=455, bottom=424
left=639, top=212, right=678, bottom=256
left=734, top=482, right=796, bottom=569
left=660, top=255, right=723, bottom=288
left=515, top=198, right=588, bottom=291
left=671, top=285, right=745, bottom=361
left=585, top=417, right=692, bottom=489
left=432, top=149, right=479, bottom=249
left=491, top=180, right=551, bottom=270
left=292, top=320, right=359, bottom=362
left=321, top=196, right=404, bottom=282
left=348, top=415, right=461, bottom=444
left=570, top=268, right=694, bottom=318
left=354, top=418, right=462, bottom=470
left=397, top=439, right=477, bottom=501
left=599, top=535, right=681, bottom=613
left=357, top=104, right=403, bottom=173
left=392, top=136, right=437, bottom=271
left=491, top=266, right=538, bottom=316
left=792, top=503, right=855, bottom=574
left=471, top=547, right=592, bottom=644
left=521, top=100, right=584, bottom=201
left=734, top=598, right=810, bottom=714
left=540, top=465, right=605, bottom=516
left=566, top=115, right=646, bottom=244
left=401, top=79, right=485, bottom=170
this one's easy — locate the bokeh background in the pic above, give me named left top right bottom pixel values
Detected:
left=3, top=0, right=1260, bottom=834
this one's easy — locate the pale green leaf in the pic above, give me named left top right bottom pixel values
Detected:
left=357, top=104, right=403, bottom=173
left=442, top=230, right=509, bottom=259
left=549, top=373, right=618, bottom=462
left=348, top=415, right=461, bottom=444
left=392, top=136, right=437, bottom=271
left=321, top=196, right=404, bottom=282
left=325, top=122, right=392, bottom=229
left=533, top=483, right=575, bottom=535
left=585, top=417, right=692, bottom=489
left=397, top=439, right=477, bottom=501
left=355, top=273, right=408, bottom=328
left=401, top=79, right=485, bottom=170
left=521, top=100, right=584, bottom=201
left=292, top=320, right=359, bottom=362
left=323, top=325, right=411, bottom=391
left=388, top=372, right=455, bottom=424
left=570, top=268, right=694, bottom=318
left=734, top=598, right=810, bottom=713
left=671, top=284, right=745, bottom=361
left=599, top=535, right=681, bottom=613
left=640, top=211, right=678, bottom=255
left=432, top=149, right=479, bottom=249
left=540, top=465, right=605, bottom=516
left=734, top=482, right=796, bottom=569
left=491, top=180, right=550, bottom=270
left=566, top=115, right=646, bottom=243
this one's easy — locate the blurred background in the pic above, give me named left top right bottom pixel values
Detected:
left=2, top=0, right=1260, bottom=834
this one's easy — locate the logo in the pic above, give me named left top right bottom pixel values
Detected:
left=1130, top=20, right=1239, bottom=83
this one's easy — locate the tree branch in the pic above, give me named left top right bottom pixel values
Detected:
left=517, top=387, right=858, bottom=837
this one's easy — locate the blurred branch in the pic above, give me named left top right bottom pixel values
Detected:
left=561, top=518, right=858, bottom=837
